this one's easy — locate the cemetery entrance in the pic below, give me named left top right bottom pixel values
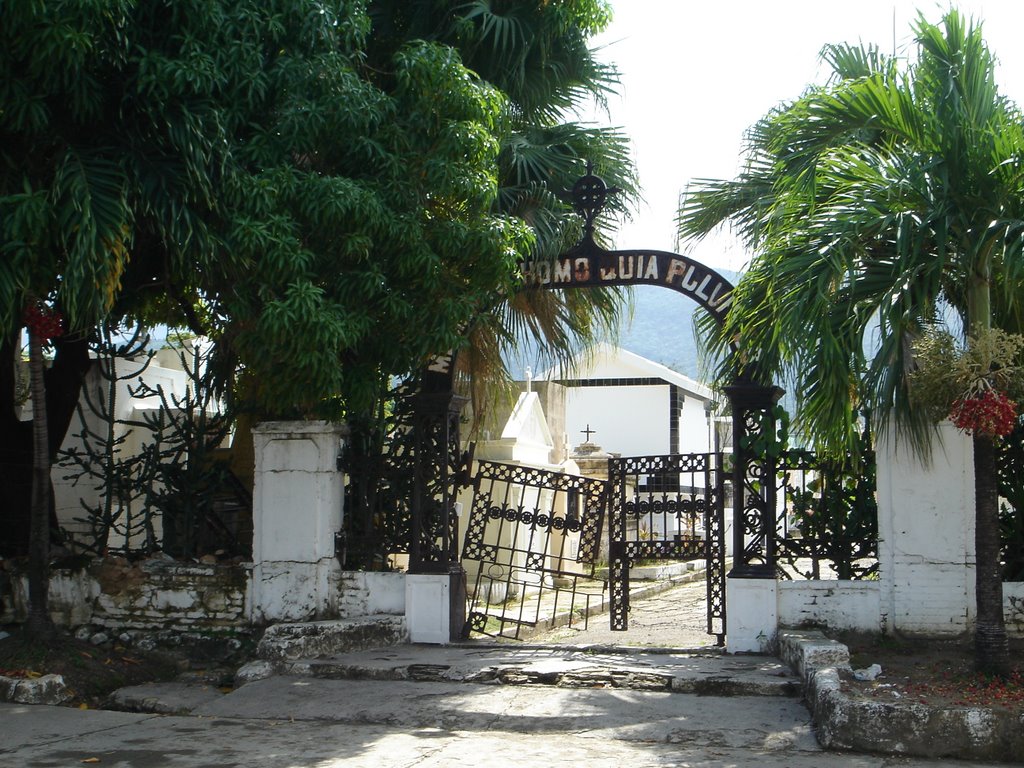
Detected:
left=365, top=168, right=793, bottom=645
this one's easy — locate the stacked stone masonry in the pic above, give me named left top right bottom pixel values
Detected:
left=0, top=558, right=249, bottom=631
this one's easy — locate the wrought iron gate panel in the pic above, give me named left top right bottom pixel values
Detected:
left=608, top=453, right=726, bottom=643
left=461, top=460, right=608, bottom=639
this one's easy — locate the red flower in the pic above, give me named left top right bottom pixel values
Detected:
left=23, top=303, right=64, bottom=342
left=950, top=390, right=1018, bottom=437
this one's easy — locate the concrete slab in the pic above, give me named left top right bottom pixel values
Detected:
left=108, top=680, right=228, bottom=714
left=0, top=703, right=156, bottom=752
left=199, top=674, right=819, bottom=749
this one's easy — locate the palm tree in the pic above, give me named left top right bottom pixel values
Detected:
left=678, top=11, right=1024, bottom=675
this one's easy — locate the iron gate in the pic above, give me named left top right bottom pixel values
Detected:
left=461, top=460, right=608, bottom=639
left=608, top=453, right=726, bottom=644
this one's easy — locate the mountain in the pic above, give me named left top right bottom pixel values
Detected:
left=617, top=270, right=741, bottom=381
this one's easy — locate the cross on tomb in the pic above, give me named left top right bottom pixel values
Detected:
left=581, top=424, right=596, bottom=441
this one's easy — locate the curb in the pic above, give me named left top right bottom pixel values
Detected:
left=237, top=640, right=800, bottom=699
left=778, top=629, right=1024, bottom=763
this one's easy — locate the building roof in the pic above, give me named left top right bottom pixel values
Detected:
left=536, top=342, right=714, bottom=401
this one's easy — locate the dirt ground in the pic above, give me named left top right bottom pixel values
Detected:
left=837, top=631, right=1024, bottom=713
left=1, top=626, right=186, bottom=707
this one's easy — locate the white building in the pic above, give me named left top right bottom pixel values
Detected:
left=536, top=342, right=717, bottom=457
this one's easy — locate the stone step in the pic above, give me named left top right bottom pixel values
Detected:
left=241, top=642, right=802, bottom=698
left=254, top=614, right=407, bottom=664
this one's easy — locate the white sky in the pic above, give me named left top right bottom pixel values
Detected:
left=591, top=1, right=1024, bottom=272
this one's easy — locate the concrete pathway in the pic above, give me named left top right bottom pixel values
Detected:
left=524, top=577, right=715, bottom=648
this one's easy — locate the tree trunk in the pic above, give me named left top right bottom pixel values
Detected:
left=25, top=325, right=56, bottom=640
left=973, top=433, right=1009, bottom=676
left=1, top=330, right=91, bottom=556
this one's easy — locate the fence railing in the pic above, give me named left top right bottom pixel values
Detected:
left=774, top=448, right=878, bottom=580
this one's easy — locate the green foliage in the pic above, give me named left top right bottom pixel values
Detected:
left=1, top=0, right=558, bottom=417
left=740, top=404, right=789, bottom=460
left=782, top=436, right=878, bottom=580
left=678, top=10, right=1020, bottom=673
left=679, top=10, right=1024, bottom=457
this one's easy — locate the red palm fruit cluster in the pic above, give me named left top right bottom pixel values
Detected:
left=950, top=389, right=1018, bottom=437
left=23, top=303, right=64, bottom=341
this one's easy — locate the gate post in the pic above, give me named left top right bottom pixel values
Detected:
left=406, top=390, right=468, bottom=643
left=249, top=421, right=347, bottom=623
left=723, top=376, right=784, bottom=652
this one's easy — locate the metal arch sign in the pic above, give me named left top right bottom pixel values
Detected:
left=519, top=246, right=734, bottom=323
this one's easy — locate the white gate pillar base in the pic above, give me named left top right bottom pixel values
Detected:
left=250, top=421, right=347, bottom=623
left=726, top=577, right=778, bottom=653
left=406, top=574, right=453, bottom=644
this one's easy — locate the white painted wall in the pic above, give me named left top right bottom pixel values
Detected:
left=777, top=581, right=882, bottom=633
left=876, top=421, right=975, bottom=636
left=726, top=578, right=777, bottom=653
left=52, top=349, right=209, bottom=547
left=566, top=383, right=670, bottom=456
left=1006, top=582, right=1024, bottom=636
left=769, top=423, right=1024, bottom=640
left=679, top=395, right=713, bottom=455
left=338, top=572, right=406, bottom=618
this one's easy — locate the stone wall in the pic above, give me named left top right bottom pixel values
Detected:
left=0, top=557, right=249, bottom=631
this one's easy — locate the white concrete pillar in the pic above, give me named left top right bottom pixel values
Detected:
left=726, top=577, right=778, bottom=653
left=876, top=422, right=975, bottom=635
left=249, top=421, right=347, bottom=623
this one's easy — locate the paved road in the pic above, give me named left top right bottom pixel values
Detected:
left=0, top=679, right=989, bottom=767
left=0, top=580, right=998, bottom=766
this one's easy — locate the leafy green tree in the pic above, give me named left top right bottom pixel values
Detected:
left=678, top=11, right=1024, bottom=674
left=2, top=0, right=635, bottom=608
left=0, top=0, right=560, bottom=632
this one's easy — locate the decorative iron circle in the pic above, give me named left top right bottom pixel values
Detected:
left=572, top=172, right=609, bottom=220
